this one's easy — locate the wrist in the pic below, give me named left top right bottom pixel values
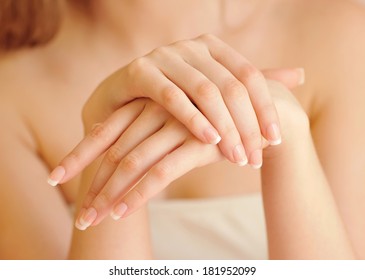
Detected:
left=263, top=112, right=311, bottom=161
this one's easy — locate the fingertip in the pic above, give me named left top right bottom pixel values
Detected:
left=266, top=123, right=282, bottom=146
left=233, top=144, right=248, bottom=166
left=110, top=202, right=128, bottom=221
left=250, top=149, right=263, bottom=169
left=75, top=207, right=97, bottom=231
left=47, top=166, right=66, bottom=187
left=203, top=127, right=222, bottom=144
left=212, top=135, right=222, bottom=145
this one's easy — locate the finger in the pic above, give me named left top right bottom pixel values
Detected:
left=199, top=34, right=282, bottom=149
left=178, top=48, right=262, bottom=168
left=74, top=120, right=187, bottom=230
left=81, top=102, right=170, bottom=209
left=262, top=68, right=305, bottom=89
left=47, top=99, right=146, bottom=186
left=110, top=139, right=223, bottom=220
left=127, top=57, right=221, bottom=145
left=154, top=50, right=247, bottom=165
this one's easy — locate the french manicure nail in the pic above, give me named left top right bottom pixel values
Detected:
left=110, top=203, right=128, bottom=221
left=233, top=144, right=248, bottom=166
left=204, top=127, right=222, bottom=145
left=75, top=207, right=97, bottom=231
left=47, top=166, right=66, bottom=186
left=250, top=149, right=263, bottom=169
left=267, top=123, right=282, bottom=146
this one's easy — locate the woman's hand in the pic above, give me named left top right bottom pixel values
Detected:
left=68, top=77, right=306, bottom=231
left=75, top=99, right=224, bottom=229
left=47, top=34, right=305, bottom=188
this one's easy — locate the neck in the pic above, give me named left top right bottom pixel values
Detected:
left=52, top=0, right=268, bottom=64
left=89, top=0, right=222, bottom=53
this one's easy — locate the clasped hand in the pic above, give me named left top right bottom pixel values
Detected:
left=47, top=34, right=307, bottom=230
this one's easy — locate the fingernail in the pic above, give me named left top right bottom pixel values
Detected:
left=75, top=207, right=97, bottom=231
left=47, top=166, right=66, bottom=187
left=250, top=149, right=263, bottom=169
left=296, top=68, right=305, bottom=85
left=110, top=203, right=128, bottom=221
left=233, top=144, right=248, bottom=166
left=267, top=123, right=282, bottom=146
left=204, top=127, right=221, bottom=145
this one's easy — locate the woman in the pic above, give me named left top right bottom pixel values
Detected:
left=0, top=0, right=364, bottom=259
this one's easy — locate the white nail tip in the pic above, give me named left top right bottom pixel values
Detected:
left=251, top=163, right=263, bottom=169
left=75, top=218, right=92, bottom=231
left=211, top=135, right=222, bottom=145
left=237, top=159, right=248, bottom=166
left=47, top=178, right=59, bottom=187
left=75, top=224, right=88, bottom=231
left=269, top=138, right=282, bottom=146
left=110, top=212, right=121, bottom=221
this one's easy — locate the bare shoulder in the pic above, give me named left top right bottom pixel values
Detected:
left=314, top=0, right=365, bottom=49
left=291, top=0, right=365, bottom=111
left=302, top=0, right=365, bottom=63
left=296, top=0, right=365, bottom=30
left=0, top=49, right=45, bottom=97
left=295, top=0, right=365, bottom=63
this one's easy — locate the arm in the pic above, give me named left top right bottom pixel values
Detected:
left=267, top=6, right=365, bottom=259
left=68, top=154, right=152, bottom=259
left=308, top=37, right=365, bottom=258
left=262, top=128, right=355, bottom=259
left=263, top=4, right=365, bottom=258
left=73, top=80, right=358, bottom=259
left=261, top=99, right=355, bottom=259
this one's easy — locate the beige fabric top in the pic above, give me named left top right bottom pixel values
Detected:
left=148, top=193, right=268, bottom=260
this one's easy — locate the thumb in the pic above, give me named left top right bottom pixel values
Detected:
left=262, top=68, right=305, bottom=89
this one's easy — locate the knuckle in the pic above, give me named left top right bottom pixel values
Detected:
left=238, top=64, right=262, bottom=81
left=245, top=129, right=262, bottom=145
left=161, top=85, right=181, bottom=107
left=150, top=46, right=170, bottom=59
left=88, top=123, right=111, bottom=142
left=61, top=150, right=81, bottom=168
left=223, top=79, right=247, bottom=100
left=94, top=191, right=113, bottom=209
left=105, top=145, right=124, bottom=166
left=259, top=102, right=276, bottom=116
left=174, top=39, right=196, bottom=53
left=120, top=152, right=141, bottom=172
left=86, top=188, right=98, bottom=204
left=127, top=57, right=149, bottom=78
left=152, top=162, right=173, bottom=182
left=220, top=124, right=239, bottom=139
left=196, top=80, right=220, bottom=101
left=131, top=187, right=146, bottom=203
left=197, top=33, right=216, bottom=43
left=186, top=110, right=200, bottom=130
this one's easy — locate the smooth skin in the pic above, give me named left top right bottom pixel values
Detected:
left=55, top=67, right=303, bottom=228
left=50, top=34, right=284, bottom=174
left=70, top=79, right=310, bottom=259
left=1, top=0, right=365, bottom=259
